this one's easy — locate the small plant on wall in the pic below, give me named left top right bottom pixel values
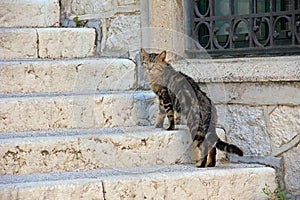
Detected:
left=73, top=16, right=80, bottom=27
left=262, top=184, right=291, bottom=200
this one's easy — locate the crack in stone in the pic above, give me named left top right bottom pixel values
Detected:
left=273, top=134, right=300, bottom=157
left=101, top=180, right=107, bottom=200
left=36, top=29, right=40, bottom=58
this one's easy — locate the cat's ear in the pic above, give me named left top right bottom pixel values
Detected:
left=157, top=50, right=166, bottom=62
left=141, top=48, right=149, bottom=60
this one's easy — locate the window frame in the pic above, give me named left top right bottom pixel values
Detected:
left=187, top=0, right=300, bottom=57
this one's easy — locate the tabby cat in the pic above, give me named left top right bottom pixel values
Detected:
left=141, top=48, right=243, bottom=168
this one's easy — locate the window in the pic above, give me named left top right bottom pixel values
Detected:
left=189, top=0, right=300, bottom=57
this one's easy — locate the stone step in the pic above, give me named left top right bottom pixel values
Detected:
left=0, top=127, right=193, bottom=175
left=0, top=164, right=277, bottom=200
left=0, top=0, right=60, bottom=28
left=0, top=92, right=156, bottom=133
left=0, top=58, right=136, bottom=94
left=0, top=28, right=95, bottom=59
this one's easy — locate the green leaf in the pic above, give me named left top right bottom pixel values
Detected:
left=73, top=16, right=80, bottom=27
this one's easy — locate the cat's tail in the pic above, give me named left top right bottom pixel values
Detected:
left=215, top=139, right=243, bottom=156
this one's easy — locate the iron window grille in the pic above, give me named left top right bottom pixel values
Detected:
left=188, top=0, right=300, bottom=57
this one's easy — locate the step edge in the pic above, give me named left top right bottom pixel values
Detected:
left=0, top=164, right=275, bottom=186
left=0, top=90, right=155, bottom=100
left=0, top=126, right=186, bottom=141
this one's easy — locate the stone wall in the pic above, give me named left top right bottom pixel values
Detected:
left=59, top=0, right=187, bottom=59
left=60, top=0, right=141, bottom=56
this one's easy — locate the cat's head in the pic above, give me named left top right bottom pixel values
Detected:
left=141, top=48, right=168, bottom=77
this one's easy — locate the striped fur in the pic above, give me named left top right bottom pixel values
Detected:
left=141, top=49, right=243, bottom=167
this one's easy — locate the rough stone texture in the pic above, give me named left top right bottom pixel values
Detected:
left=71, top=0, right=116, bottom=15
left=0, top=127, right=192, bottom=175
left=0, top=92, right=156, bottom=133
left=173, top=56, right=300, bottom=83
left=230, top=156, right=282, bottom=169
left=0, top=0, right=60, bottom=28
left=268, top=106, right=300, bottom=148
left=37, top=28, right=95, bottom=58
left=102, top=14, right=141, bottom=54
left=0, top=180, right=103, bottom=200
left=0, top=28, right=37, bottom=59
left=283, top=145, right=300, bottom=195
left=117, top=0, right=138, bottom=6
left=225, top=105, right=271, bottom=156
left=148, top=0, right=173, bottom=52
left=0, top=59, right=136, bottom=94
left=0, top=28, right=95, bottom=59
left=267, top=106, right=300, bottom=195
left=103, top=164, right=276, bottom=200
left=200, top=82, right=300, bottom=106
left=0, top=164, right=277, bottom=200
left=64, top=0, right=117, bottom=16
left=148, top=0, right=186, bottom=60
left=60, top=0, right=140, bottom=19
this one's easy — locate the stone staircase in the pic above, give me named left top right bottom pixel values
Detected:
left=0, top=0, right=277, bottom=199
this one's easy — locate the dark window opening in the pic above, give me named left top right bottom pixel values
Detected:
left=188, top=0, right=300, bottom=57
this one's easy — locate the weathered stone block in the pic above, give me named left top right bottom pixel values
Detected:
left=0, top=164, right=276, bottom=200
left=102, top=14, right=141, bottom=54
left=226, top=105, right=271, bottom=156
left=117, top=0, right=138, bottom=6
left=0, top=0, right=60, bottom=28
left=0, top=28, right=37, bottom=59
left=201, top=82, right=300, bottom=106
left=283, top=145, right=300, bottom=195
left=267, top=106, right=300, bottom=195
left=0, top=180, right=103, bottom=200
left=147, top=0, right=186, bottom=59
left=0, top=28, right=95, bottom=59
left=69, top=0, right=116, bottom=15
left=103, top=164, right=277, bottom=200
left=0, top=58, right=136, bottom=94
left=173, top=56, right=300, bottom=83
left=0, top=92, right=156, bottom=133
left=60, top=0, right=140, bottom=18
left=269, top=105, right=300, bottom=148
left=37, top=28, right=95, bottom=58
left=0, top=127, right=191, bottom=175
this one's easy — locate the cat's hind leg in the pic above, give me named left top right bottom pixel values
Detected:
left=204, top=131, right=218, bottom=167
left=195, top=141, right=208, bottom=168
left=206, top=147, right=216, bottom=167
left=193, top=136, right=209, bottom=168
